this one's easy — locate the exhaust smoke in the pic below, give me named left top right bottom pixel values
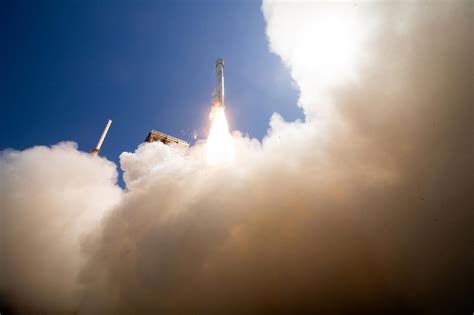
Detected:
left=0, top=1, right=472, bottom=314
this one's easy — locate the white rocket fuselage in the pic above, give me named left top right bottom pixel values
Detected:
left=213, top=58, right=225, bottom=108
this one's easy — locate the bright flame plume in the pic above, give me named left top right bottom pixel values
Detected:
left=206, top=107, right=235, bottom=165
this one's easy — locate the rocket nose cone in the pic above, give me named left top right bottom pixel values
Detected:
left=216, top=58, right=224, bottom=67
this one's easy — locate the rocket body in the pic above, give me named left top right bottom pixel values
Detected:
left=213, top=58, right=225, bottom=108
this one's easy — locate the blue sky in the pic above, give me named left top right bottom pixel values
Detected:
left=1, top=0, right=301, bottom=171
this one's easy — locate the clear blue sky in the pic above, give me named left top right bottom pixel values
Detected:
left=1, top=0, right=301, bottom=170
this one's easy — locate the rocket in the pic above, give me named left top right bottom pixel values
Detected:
left=212, top=58, right=225, bottom=108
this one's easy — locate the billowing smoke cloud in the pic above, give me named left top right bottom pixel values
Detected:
left=0, top=143, right=121, bottom=313
left=1, top=1, right=472, bottom=314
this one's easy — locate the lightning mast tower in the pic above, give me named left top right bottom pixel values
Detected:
left=91, top=119, right=112, bottom=156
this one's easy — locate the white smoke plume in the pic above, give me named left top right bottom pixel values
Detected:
left=0, top=142, right=121, bottom=313
left=0, top=1, right=472, bottom=314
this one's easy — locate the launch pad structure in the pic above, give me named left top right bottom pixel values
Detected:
left=145, top=130, right=189, bottom=150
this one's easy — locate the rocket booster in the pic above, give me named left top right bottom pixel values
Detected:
left=213, top=58, right=225, bottom=108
